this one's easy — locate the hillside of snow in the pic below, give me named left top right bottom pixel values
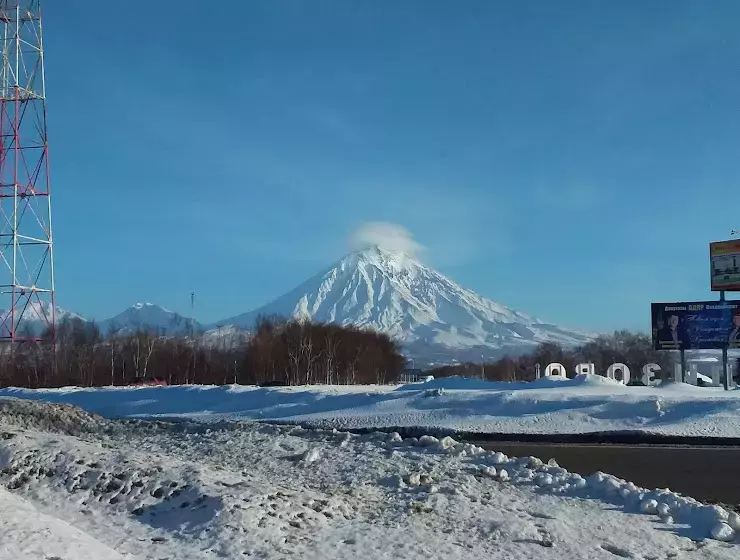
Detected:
left=219, top=246, right=592, bottom=358
left=0, top=397, right=738, bottom=558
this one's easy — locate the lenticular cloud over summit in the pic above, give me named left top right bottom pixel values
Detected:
left=349, top=222, right=424, bottom=257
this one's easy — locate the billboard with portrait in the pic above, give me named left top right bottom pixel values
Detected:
left=652, top=301, right=740, bottom=350
left=710, top=240, right=740, bottom=291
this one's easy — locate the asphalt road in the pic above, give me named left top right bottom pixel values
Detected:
left=473, top=441, right=740, bottom=507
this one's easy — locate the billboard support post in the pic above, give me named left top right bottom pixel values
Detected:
left=721, top=290, right=730, bottom=390
left=680, top=350, right=686, bottom=383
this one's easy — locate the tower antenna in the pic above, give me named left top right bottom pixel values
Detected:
left=0, top=1, right=56, bottom=354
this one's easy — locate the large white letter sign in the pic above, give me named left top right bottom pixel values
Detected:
left=575, top=363, right=595, bottom=376
left=641, top=363, right=661, bottom=386
left=712, top=365, right=721, bottom=387
left=606, top=363, right=630, bottom=385
left=730, top=362, right=736, bottom=389
left=544, top=363, right=566, bottom=377
left=685, top=364, right=699, bottom=386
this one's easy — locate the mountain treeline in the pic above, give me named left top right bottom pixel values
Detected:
left=0, top=316, right=405, bottom=388
left=428, top=331, right=678, bottom=383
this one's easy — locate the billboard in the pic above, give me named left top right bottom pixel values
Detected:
left=652, top=301, right=740, bottom=350
left=710, top=240, right=740, bottom=291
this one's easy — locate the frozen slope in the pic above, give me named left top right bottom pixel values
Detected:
left=220, top=246, right=591, bottom=355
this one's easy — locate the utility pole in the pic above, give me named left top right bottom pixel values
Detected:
left=190, top=292, right=194, bottom=339
left=189, top=291, right=195, bottom=384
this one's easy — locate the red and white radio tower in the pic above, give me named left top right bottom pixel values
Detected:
left=0, top=0, right=55, bottom=346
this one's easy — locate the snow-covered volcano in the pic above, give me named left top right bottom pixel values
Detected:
left=219, top=246, right=592, bottom=361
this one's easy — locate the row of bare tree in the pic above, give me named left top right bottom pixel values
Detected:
left=1, top=318, right=696, bottom=389
left=245, top=317, right=405, bottom=385
left=0, top=316, right=405, bottom=388
left=428, top=331, right=677, bottom=383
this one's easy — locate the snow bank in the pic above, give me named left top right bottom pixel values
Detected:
left=3, top=376, right=740, bottom=438
left=0, top=396, right=107, bottom=434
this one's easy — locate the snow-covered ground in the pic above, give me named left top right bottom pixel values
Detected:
left=3, top=375, right=740, bottom=438
left=0, top=488, right=126, bottom=560
left=0, top=397, right=738, bottom=559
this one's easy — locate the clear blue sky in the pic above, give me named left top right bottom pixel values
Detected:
left=44, top=0, right=740, bottom=332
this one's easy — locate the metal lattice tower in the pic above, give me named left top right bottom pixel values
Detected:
left=0, top=1, right=54, bottom=345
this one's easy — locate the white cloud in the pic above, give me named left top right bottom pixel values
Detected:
left=349, top=222, right=425, bottom=257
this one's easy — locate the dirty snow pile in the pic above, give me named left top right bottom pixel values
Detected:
left=0, top=398, right=738, bottom=559
left=3, top=374, right=740, bottom=438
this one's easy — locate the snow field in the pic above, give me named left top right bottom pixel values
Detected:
left=0, top=397, right=738, bottom=559
left=3, top=374, right=740, bottom=438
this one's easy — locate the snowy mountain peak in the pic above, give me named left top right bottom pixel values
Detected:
left=337, top=246, right=438, bottom=287
left=351, top=245, right=419, bottom=271
left=98, top=302, right=200, bottom=337
left=131, top=302, right=170, bottom=313
left=0, top=301, right=83, bottom=323
left=0, top=302, right=84, bottom=337
left=217, top=248, right=592, bottom=362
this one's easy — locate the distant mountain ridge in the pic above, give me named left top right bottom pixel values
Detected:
left=97, top=302, right=203, bottom=337
left=4, top=302, right=202, bottom=338
left=8, top=247, right=594, bottom=365
left=0, top=302, right=83, bottom=337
